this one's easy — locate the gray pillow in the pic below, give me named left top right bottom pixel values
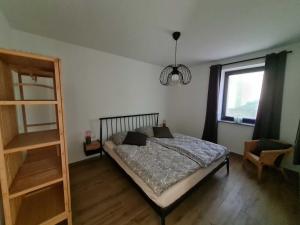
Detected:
left=153, top=127, right=173, bottom=138
left=135, top=126, right=154, bottom=137
left=110, top=131, right=127, bottom=145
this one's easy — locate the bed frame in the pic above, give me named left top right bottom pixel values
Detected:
left=99, top=113, right=229, bottom=225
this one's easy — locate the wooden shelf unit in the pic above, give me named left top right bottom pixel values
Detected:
left=0, top=48, right=72, bottom=225
left=0, top=100, right=58, bottom=105
left=4, top=129, right=60, bottom=154
left=15, top=183, right=66, bottom=225
left=9, top=146, right=63, bottom=199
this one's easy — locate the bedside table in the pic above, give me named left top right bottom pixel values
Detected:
left=83, top=140, right=102, bottom=157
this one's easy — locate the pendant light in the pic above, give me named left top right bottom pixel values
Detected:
left=160, top=32, right=192, bottom=85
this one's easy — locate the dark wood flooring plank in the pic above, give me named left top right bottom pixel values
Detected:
left=70, top=154, right=299, bottom=225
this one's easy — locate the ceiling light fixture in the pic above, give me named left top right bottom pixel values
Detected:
left=160, top=32, right=192, bottom=86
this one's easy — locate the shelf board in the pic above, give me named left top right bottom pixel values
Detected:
left=10, top=64, right=55, bottom=78
left=4, top=130, right=60, bottom=153
left=9, top=147, right=63, bottom=199
left=0, top=100, right=57, bottom=105
left=15, top=184, right=66, bottom=225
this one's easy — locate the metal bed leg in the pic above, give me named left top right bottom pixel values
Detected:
left=160, top=215, right=165, bottom=225
left=159, top=209, right=166, bottom=225
left=100, top=147, right=103, bottom=158
left=226, top=156, right=230, bottom=175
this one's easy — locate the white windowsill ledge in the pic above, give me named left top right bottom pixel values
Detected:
left=218, top=120, right=255, bottom=127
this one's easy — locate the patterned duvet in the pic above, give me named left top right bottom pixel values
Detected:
left=151, top=133, right=228, bottom=167
left=114, top=134, right=228, bottom=196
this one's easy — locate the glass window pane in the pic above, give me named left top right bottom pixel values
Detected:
left=225, top=71, right=264, bottom=119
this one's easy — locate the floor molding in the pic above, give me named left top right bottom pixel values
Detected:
left=69, top=155, right=101, bottom=167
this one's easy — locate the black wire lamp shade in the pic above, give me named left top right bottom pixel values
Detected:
left=160, top=32, right=192, bottom=86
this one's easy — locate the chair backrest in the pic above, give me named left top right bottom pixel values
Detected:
left=260, top=147, right=293, bottom=166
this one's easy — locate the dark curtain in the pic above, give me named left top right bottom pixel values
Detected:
left=252, top=51, right=288, bottom=139
left=293, top=119, right=300, bottom=165
left=202, top=65, right=222, bottom=143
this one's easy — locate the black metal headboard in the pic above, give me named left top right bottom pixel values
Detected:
left=99, top=113, right=159, bottom=146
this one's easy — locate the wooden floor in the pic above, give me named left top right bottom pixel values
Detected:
left=70, top=154, right=299, bottom=225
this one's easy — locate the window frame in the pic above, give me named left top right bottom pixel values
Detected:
left=221, top=66, right=265, bottom=125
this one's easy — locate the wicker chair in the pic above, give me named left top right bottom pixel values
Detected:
left=243, top=140, right=293, bottom=180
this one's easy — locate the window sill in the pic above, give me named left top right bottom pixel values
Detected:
left=218, top=120, right=255, bottom=127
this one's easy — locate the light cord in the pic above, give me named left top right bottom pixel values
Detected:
left=174, top=40, right=177, bottom=66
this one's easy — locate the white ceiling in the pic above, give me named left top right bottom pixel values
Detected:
left=1, top=0, right=300, bottom=66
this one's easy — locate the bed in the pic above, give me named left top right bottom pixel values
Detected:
left=99, top=113, right=229, bottom=225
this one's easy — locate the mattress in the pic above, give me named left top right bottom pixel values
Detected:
left=104, top=141, right=226, bottom=208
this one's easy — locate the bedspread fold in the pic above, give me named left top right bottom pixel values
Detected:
left=150, top=133, right=228, bottom=167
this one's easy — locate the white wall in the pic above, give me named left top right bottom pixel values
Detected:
left=0, top=12, right=11, bottom=48
left=167, top=42, right=300, bottom=172
left=0, top=12, right=167, bottom=224
left=166, top=64, right=210, bottom=136
left=0, top=12, right=166, bottom=164
left=0, top=9, right=299, bottom=225
left=1, top=9, right=300, bottom=224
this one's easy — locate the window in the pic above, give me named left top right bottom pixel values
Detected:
left=221, top=66, right=264, bottom=124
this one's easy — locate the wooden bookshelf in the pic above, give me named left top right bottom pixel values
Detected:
left=15, top=184, right=66, bottom=225
left=0, top=48, right=72, bottom=225
left=4, top=129, right=60, bottom=154
left=0, top=100, right=58, bottom=105
left=9, top=147, right=63, bottom=199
